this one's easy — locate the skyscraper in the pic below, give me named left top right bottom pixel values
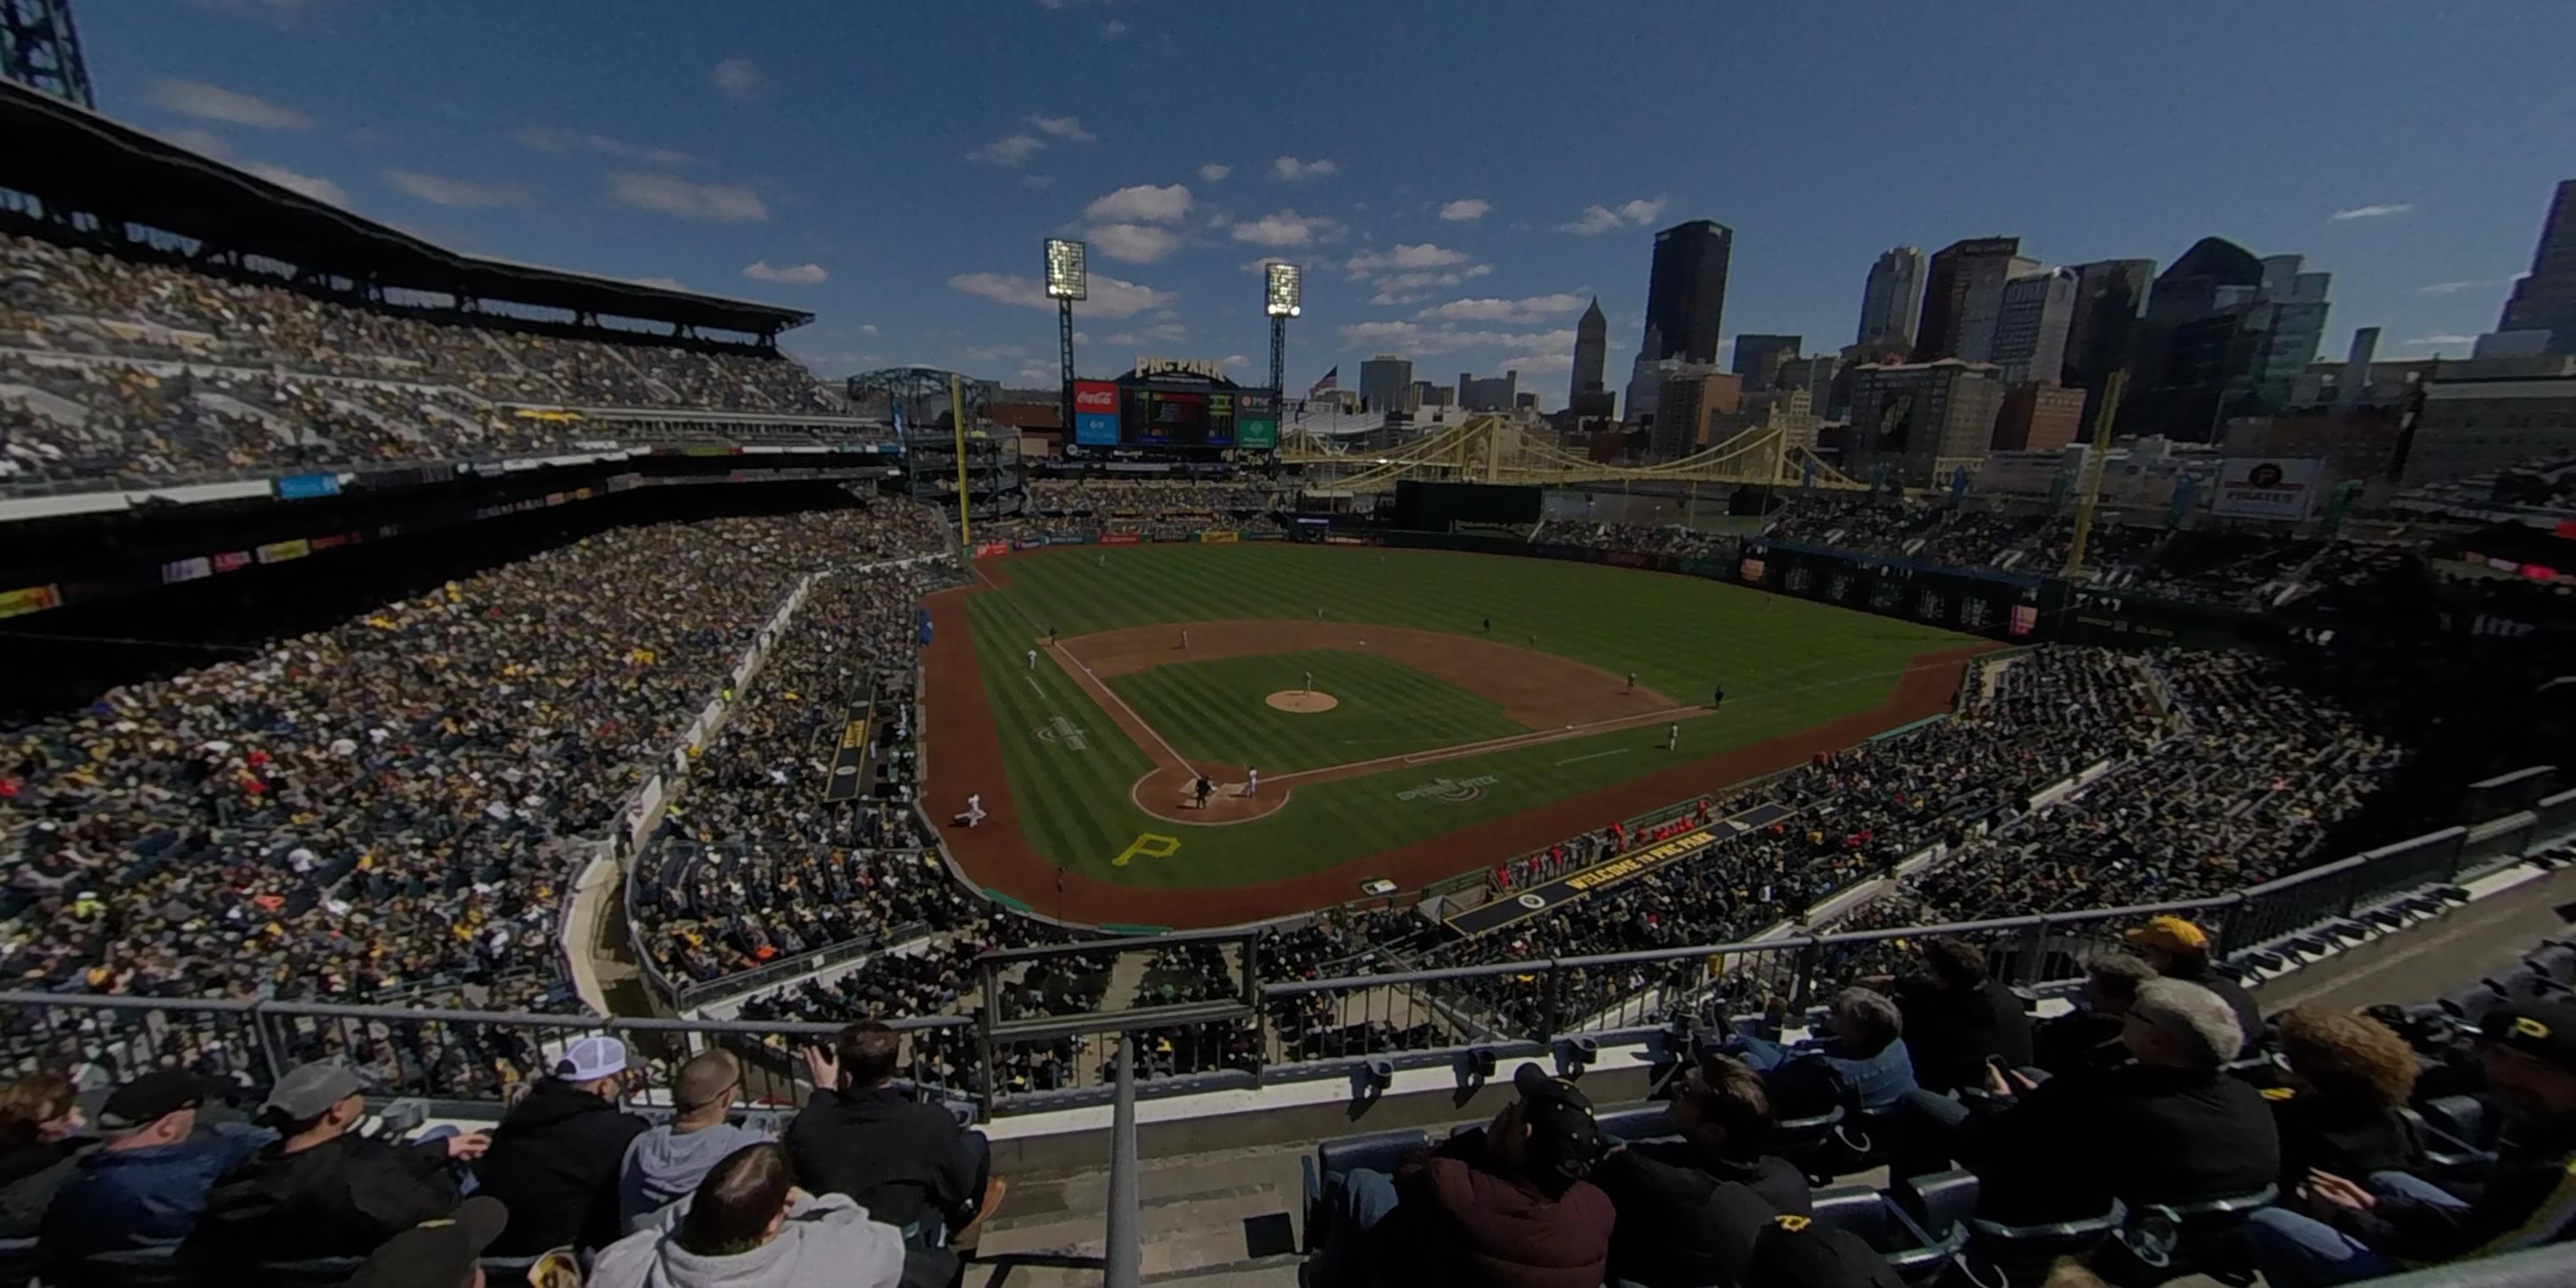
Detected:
left=2495, top=178, right=2576, bottom=355
left=1989, top=269, right=2078, bottom=386
left=1730, top=334, right=1801, bottom=390
left=1857, top=246, right=1925, bottom=347
left=1357, top=355, right=1413, bottom=414
left=1644, top=220, right=1733, bottom=364
left=1845, top=360, right=2008, bottom=488
left=1570, top=297, right=1608, bottom=405
left=2062, top=258, right=2155, bottom=422
left=1913, top=236, right=2025, bottom=362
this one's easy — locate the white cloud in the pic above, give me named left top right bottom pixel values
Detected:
left=1439, top=198, right=1490, bottom=222
left=147, top=79, right=312, bottom=130
left=742, top=260, right=829, bottom=285
left=968, top=133, right=1042, bottom=166
left=1145, top=321, right=1189, bottom=342
left=1084, top=182, right=1192, bottom=224
left=1241, top=253, right=1336, bottom=276
left=2330, top=203, right=2413, bottom=221
left=382, top=169, right=525, bottom=208
left=1558, top=197, right=1667, bottom=235
left=1102, top=19, right=1127, bottom=37
left=948, top=270, right=1176, bottom=319
left=607, top=172, right=768, bottom=221
left=1221, top=354, right=1250, bottom=368
left=1337, top=319, right=1578, bottom=360
left=1089, top=223, right=1182, bottom=264
left=2401, top=333, right=2479, bottom=347
left=1231, top=209, right=1343, bottom=247
left=1021, top=175, right=1053, bottom=190
left=2418, top=280, right=2490, bottom=295
left=711, top=56, right=763, bottom=100
left=242, top=161, right=346, bottom=206
left=1272, top=155, right=1338, bottom=181
left=628, top=276, right=689, bottom=291
left=510, top=127, right=696, bottom=167
left=1198, top=163, right=1232, bottom=182
left=1415, top=294, right=1588, bottom=324
left=860, top=325, right=880, bottom=336
left=1030, top=114, right=1097, bottom=143
left=161, top=127, right=233, bottom=158
left=1345, top=243, right=1471, bottom=276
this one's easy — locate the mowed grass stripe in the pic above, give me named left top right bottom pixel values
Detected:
left=963, top=545, right=1969, bottom=887
left=1103, top=650, right=1524, bottom=774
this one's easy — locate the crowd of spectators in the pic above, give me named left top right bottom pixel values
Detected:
left=2, top=231, right=847, bottom=486
left=973, top=476, right=1285, bottom=543
left=0, top=501, right=951, bottom=1054
left=1530, top=519, right=1740, bottom=562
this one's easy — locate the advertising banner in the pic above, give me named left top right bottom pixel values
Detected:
left=1245, top=531, right=1288, bottom=541
left=1073, top=380, right=1121, bottom=446
left=1236, top=418, right=1278, bottom=450
left=212, top=550, right=253, bottom=574
left=1739, top=557, right=1768, bottom=586
left=2009, top=604, right=2039, bottom=637
left=1101, top=532, right=1142, bottom=545
left=2212, top=458, right=2323, bottom=521
left=0, top=584, right=61, bottom=619
left=1198, top=530, right=1239, bottom=543
left=160, top=557, right=214, bottom=585
left=973, top=541, right=1011, bottom=558
left=254, top=539, right=313, bottom=565
left=274, top=472, right=341, bottom=500
left=1046, top=535, right=1095, bottom=546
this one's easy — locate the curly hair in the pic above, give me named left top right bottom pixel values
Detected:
left=2276, top=1007, right=2418, bottom=1108
left=0, top=1072, right=75, bottom=1152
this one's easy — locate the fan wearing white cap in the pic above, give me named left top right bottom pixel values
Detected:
left=188, top=1060, right=490, bottom=1265
left=475, top=1035, right=647, bottom=1257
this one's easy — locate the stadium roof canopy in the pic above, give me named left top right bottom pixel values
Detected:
left=0, top=80, right=811, bottom=337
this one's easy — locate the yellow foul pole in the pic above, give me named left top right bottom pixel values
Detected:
left=949, top=373, right=972, bottom=547
left=2062, top=369, right=2126, bottom=580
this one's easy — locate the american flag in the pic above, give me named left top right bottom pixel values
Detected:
left=1307, top=365, right=1339, bottom=398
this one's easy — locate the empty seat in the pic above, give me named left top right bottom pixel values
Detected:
left=1808, top=1183, right=1967, bottom=1286
left=1969, top=1198, right=2128, bottom=1285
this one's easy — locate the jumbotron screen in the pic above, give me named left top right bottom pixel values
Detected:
left=1125, top=389, right=1235, bottom=445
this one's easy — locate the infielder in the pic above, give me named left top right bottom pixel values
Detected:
left=1667, top=722, right=1680, bottom=751
left=1626, top=671, right=1637, bottom=692
left=1244, top=767, right=1260, bottom=797
left=1302, top=669, right=1313, bottom=694
left=1182, top=629, right=1190, bottom=651
left=963, top=793, right=985, bottom=827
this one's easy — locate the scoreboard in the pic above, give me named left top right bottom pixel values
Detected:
left=1126, top=388, right=1236, bottom=446
left=1070, top=361, right=1280, bottom=452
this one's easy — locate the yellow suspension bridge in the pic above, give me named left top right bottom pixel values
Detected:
left=1277, top=414, right=1863, bottom=493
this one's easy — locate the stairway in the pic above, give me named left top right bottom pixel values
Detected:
left=967, top=1139, right=1309, bottom=1285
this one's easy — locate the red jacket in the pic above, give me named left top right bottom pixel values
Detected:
left=1361, top=1134, right=1613, bottom=1288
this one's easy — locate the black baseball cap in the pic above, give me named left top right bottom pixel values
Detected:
left=2478, top=1000, right=2576, bottom=1074
left=97, top=1070, right=205, bottom=1131
left=346, top=1196, right=508, bottom=1288
left=1696, top=1183, right=1906, bottom=1288
left=1510, top=1063, right=1607, bottom=1182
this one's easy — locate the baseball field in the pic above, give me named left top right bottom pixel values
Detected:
left=920, top=541, right=1990, bottom=930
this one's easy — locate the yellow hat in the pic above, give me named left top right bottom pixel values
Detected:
left=2124, top=915, right=2211, bottom=954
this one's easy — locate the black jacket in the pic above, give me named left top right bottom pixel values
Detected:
left=2266, top=1088, right=2418, bottom=1191
left=473, top=1080, right=647, bottom=1254
left=783, top=1084, right=982, bottom=1235
left=2337, top=1118, right=2576, bottom=1265
left=2161, top=960, right=2264, bottom=1058
left=0, top=1137, right=90, bottom=1238
left=1965, top=1063, right=2280, bottom=1222
left=1594, top=1144, right=1811, bottom=1287
left=186, top=1131, right=462, bottom=1263
left=1894, top=977, right=2035, bottom=1094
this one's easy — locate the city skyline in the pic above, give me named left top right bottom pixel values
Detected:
left=65, top=0, right=2576, bottom=408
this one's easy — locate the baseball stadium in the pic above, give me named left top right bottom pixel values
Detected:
left=8, top=12, right=2576, bottom=1286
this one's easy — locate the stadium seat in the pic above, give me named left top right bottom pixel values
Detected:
left=2101, top=1184, right=2278, bottom=1285
left=1892, top=1169, right=1982, bottom=1242
left=252, top=1258, right=364, bottom=1288
left=1968, top=1198, right=2129, bottom=1285
left=1301, top=1129, right=1430, bottom=1253
left=61, top=1247, right=198, bottom=1288
left=1594, top=1104, right=1678, bottom=1144
left=0, top=1237, right=36, bottom=1288
left=1769, top=1104, right=1848, bottom=1178
left=1807, top=1183, right=1968, bottom=1286
left=2412, top=1096, right=2501, bottom=1180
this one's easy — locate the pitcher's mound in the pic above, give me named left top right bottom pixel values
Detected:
left=1266, top=690, right=1339, bottom=713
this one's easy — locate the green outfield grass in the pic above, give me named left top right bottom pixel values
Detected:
left=1102, top=649, right=1528, bottom=774
left=960, top=543, right=1966, bottom=891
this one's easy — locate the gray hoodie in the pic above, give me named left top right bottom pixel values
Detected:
left=586, top=1192, right=907, bottom=1288
left=618, top=1122, right=774, bottom=1233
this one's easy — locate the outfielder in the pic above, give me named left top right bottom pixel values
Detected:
left=1667, top=722, right=1680, bottom=751
left=1025, top=648, right=1037, bottom=670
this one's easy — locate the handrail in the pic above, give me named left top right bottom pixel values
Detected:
left=1105, top=1035, right=1142, bottom=1288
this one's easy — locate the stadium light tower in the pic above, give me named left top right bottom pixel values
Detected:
left=1, top=0, right=97, bottom=108
left=1044, top=237, right=1087, bottom=436
left=1264, top=262, right=1300, bottom=425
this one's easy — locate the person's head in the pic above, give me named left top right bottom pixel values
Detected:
left=833, top=1022, right=902, bottom=1091
left=1826, top=987, right=1904, bottom=1053
left=96, top=1069, right=204, bottom=1150
left=676, top=1143, right=797, bottom=1257
left=672, top=1050, right=742, bottom=1127
left=260, top=1061, right=368, bottom=1146
left=2120, top=979, right=2244, bottom=1071
left=2474, top=1001, right=2576, bottom=1127
left=0, top=1071, right=81, bottom=1151
left=1923, top=938, right=1988, bottom=991
left=2082, top=954, right=2157, bottom=1016
left=1489, top=1064, right=1607, bottom=1196
left=2123, top=916, right=2213, bottom=974
left=551, top=1035, right=630, bottom=1102
left=2273, top=1008, right=2418, bottom=1108
left=344, top=1195, right=507, bottom=1288
left=1670, top=1053, right=1773, bottom=1159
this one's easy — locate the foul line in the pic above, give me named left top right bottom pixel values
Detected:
left=1556, top=748, right=1632, bottom=766
left=1051, top=640, right=1197, bottom=774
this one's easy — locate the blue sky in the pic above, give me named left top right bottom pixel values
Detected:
left=75, top=0, right=2576, bottom=408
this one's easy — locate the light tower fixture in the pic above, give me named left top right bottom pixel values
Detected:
left=1045, top=238, right=1087, bottom=436
left=1263, top=262, right=1300, bottom=434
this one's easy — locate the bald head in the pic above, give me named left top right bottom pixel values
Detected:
left=673, top=1051, right=741, bottom=1126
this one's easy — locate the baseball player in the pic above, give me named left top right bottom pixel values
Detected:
left=1182, top=629, right=1190, bottom=651
left=1025, top=648, right=1037, bottom=669
left=964, top=793, right=985, bottom=827
left=1302, top=669, right=1313, bottom=694
left=1626, top=671, right=1637, bottom=692
left=1194, top=775, right=1214, bottom=809
left=1244, top=767, right=1260, bottom=797
left=1667, top=722, right=1680, bottom=751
